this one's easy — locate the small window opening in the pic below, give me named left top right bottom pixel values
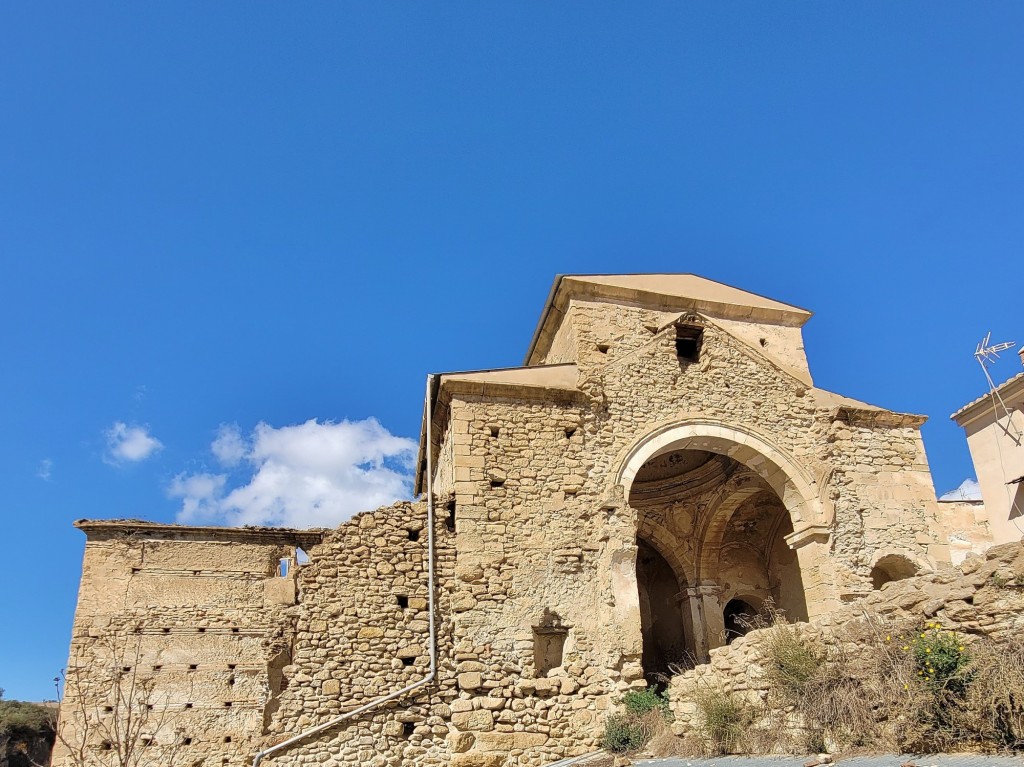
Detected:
left=490, top=479, right=505, bottom=489
left=231, top=627, right=240, bottom=634
left=162, top=627, right=170, bottom=634
left=223, top=702, right=232, bottom=708
left=565, top=427, right=576, bottom=439
left=103, top=706, right=113, bottom=713
left=152, top=665, right=162, bottom=671
left=403, top=721, right=415, bottom=737
left=396, top=595, right=409, bottom=609
left=146, top=704, right=154, bottom=711
left=121, top=666, right=132, bottom=673
left=227, top=664, right=237, bottom=670
left=228, top=677, right=235, bottom=686
left=759, top=337, right=768, bottom=348
left=183, top=737, right=193, bottom=746
left=131, top=567, right=140, bottom=574
left=674, top=325, right=703, bottom=363
left=402, top=656, right=415, bottom=667
left=445, top=501, right=456, bottom=533
left=278, top=558, right=289, bottom=577
left=101, top=741, right=113, bottom=751
left=407, top=528, right=420, bottom=542
left=564, top=490, right=577, bottom=499
left=198, top=628, right=206, bottom=633
left=296, top=547, right=310, bottom=565
left=224, top=736, right=232, bottom=743
left=489, top=426, right=500, bottom=438
left=188, top=664, right=198, bottom=671
left=596, top=343, right=610, bottom=354
left=185, top=703, right=194, bottom=709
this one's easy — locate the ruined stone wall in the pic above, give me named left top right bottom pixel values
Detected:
left=265, top=500, right=457, bottom=767
left=825, top=411, right=950, bottom=592
left=54, top=526, right=315, bottom=767
left=665, top=542, right=1024, bottom=733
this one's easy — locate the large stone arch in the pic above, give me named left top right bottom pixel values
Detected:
left=615, top=419, right=840, bottom=622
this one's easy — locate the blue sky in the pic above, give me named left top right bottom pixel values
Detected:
left=2, top=3, right=1022, bottom=701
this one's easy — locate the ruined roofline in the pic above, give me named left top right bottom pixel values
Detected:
left=951, top=370, right=1024, bottom=426
left=524, top=273, right=813, bottom=366
left=413, top=363, right=581, bottom=496
left=74, top=518, right=326, bottom=547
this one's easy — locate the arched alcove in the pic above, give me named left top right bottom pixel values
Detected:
left=871, top=553, right=920, bottom=589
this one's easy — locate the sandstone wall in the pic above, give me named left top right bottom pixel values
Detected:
left=54, top=523, right=320, bottom=767
left=666, top=542, right=1024, bottom=732
left=266, top=500, right=457, bottom=767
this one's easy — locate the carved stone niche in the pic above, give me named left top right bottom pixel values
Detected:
left=533, top=609, right=570, bottom=678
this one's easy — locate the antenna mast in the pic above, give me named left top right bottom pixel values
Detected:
left=974, top=332, right=1023, bottom=441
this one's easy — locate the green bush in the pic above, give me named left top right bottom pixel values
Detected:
left=907, top=622, right=971, bottom=694
left=622, top=687, right=670, bottom=716
left=0, top=699, right=54, bottom=739
left=602, top=712, right=652, bottom=753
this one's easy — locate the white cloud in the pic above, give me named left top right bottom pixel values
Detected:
left=169, top=418, right=417, bottom=528
left=105, top=422, right=163, bottom=464
left=37, top=458, right=53, bottom=481
left=939, top=478, right=982, bottom=502
left=211, top=423, right=246, bottom=466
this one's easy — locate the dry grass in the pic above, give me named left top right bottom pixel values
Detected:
left=666, top=610, right=1024, bottom=757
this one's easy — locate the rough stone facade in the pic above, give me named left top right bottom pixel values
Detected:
left=666, top=540, right=1024, bottom=732
left=56, top=274, right=999, bottom=767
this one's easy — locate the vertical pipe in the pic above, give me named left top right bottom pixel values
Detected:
left=251, top=374, right=439, bottom=767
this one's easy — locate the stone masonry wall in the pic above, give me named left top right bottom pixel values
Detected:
left=437, top=301, right=957, bottom=765
left=53, top=525, right=318, bottom=767
left=666, top=542, right=1024, bottom=733
left=266, top=500, right=457, bottom=767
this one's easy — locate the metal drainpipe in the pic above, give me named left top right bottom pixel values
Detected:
left=252, top=374, right=439, bottom=767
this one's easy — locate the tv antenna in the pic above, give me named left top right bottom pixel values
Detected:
left=974, top=332, right=1022, bottom=441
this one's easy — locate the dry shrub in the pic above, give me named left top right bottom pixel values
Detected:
left=957, top=635, right=1024, bottom=748
left=693, top=687, right=759, bottom=754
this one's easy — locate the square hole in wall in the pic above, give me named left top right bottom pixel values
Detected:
left=188, top=664, right=198, bottom=671
left=407, top=528, right=421, bottom=542
left=596, top=343, right=610, bottom=354
left=490, top=479, right=505, bottom=489
left=489, top=426, right=500, bottom=438
left=403, top=721, right=415, bottom=737
left=674, top=324, right=703, bottom=363
left=183, top=737, right=193, bottom=746
left=396, top=595, right=409, bottom=609
left=445, top=502, right=456, bottom=532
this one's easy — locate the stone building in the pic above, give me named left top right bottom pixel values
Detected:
left=55, top=274, right=996, bottom=767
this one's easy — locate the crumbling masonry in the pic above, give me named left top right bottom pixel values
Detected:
left=55, top=275, right=999, bottom=767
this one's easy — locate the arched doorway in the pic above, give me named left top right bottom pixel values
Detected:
left=723, top=598, right=758, bottom=643
left=636, top=539, right=691, bottom=682
left=620, top=422, right=832, bottom=671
